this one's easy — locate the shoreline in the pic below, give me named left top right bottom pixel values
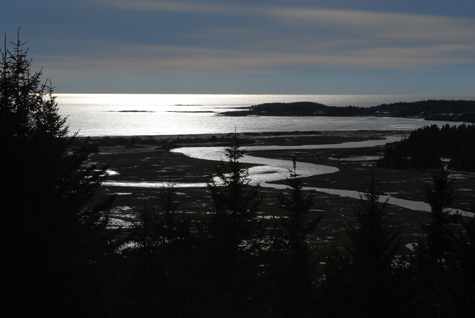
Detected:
left=76, top=128, right=403, bottom=139
left=78, top=129, right=409, bottom=148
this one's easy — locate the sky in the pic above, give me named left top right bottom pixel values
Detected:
left=1, top=0, right=475, bottom=95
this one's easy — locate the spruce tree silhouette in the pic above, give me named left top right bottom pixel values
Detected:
left=205, top=133, right=263, bottom=316
left=117, top=179, right=200, bottom=318
left=412, top=167, right=459, bottom=317
left=273, top=157, right=320, bottom=317
left=319, top=167, right=404, bottom=318
left=451, top=207, right=475, bottom=317
left=0, top=31, right=114, bottom=317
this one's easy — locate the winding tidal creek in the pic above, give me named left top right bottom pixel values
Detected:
left=104, top=136, right=472, bottom=216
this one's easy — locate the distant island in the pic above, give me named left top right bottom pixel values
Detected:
left=222, top=100, right=475, bottom=123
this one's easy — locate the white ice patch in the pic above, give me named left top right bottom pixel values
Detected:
left=111, top=206, right=132, bottom=212
left=329, top=156, right=382, bottom=162
left=106, top=169, right=120, bottom=176
left=108, top=218, right=135, bottom=229
left=257, top=215, right=289, bottom=219
left=406, top=243, right=418, bottom=252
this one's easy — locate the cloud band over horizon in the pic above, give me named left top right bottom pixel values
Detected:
left=2, top=0, right=474, bottom=94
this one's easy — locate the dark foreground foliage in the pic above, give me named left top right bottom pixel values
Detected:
left=3, top=35, right=475, bottom=318
left=1, top=33, right=117, bottom=316
left=318, top=168, right=408, bottom=318
left=106, top=160, right=475, bottom=318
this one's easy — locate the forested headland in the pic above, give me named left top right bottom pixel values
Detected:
left=223, top=100, right=475, bottom=123
left=3, top=36, right=475, bottom=318
left=378, top=124, right=475, bottom=171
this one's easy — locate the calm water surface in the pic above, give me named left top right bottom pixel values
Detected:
left=57, top=94, right=473, bottom=136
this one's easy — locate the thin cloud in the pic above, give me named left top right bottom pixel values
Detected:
left=38, top=41, right=475, bottom=76
left=99, top=1, right=475, bottom=43
left=40, top=2, right=475, bottom=76
left=97, top=2, right=475, bottom=57
left=99, top=0, right=250, bottom=15
left=267, top=7, right=475, bottom=43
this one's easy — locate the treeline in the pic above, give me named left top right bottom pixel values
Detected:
left=245, top=102, right=370, bottom=116
left=223, top=100, right=475, bottom=123
left=378, top=124, right=475, bottom=171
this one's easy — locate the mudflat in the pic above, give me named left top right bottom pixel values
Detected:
left=86, top=130, right=475, bottom=254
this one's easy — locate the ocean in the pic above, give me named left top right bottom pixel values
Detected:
left=56, top=94, right=474, bottom=136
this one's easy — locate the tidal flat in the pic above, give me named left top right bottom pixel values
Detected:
left=83, top=130, right=475, bottom=255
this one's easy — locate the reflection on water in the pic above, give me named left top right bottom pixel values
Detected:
left=171, top=136, right=401, bottom=184
left=56, top=94, right=470, bottom=136
left=306, top=187, right=472, bottom=217
left=103, top=181, right=208, bottom=188
left=104, top=136, right=472, bottom=215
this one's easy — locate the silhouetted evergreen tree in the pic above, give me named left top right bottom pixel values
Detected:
left=265, top=157, right=320, bottom=317
left=205, top=133, right=264, bottom=316
left=346, top=168, right=400, bottom=271
left=450, top=206, right=475, bottom=317
left=411, top=167, right=459, bottom=317
left=415, top=168, right=458, bottom=266
left=319, top=168, right=405, bottom=318
left=0, top=32, right=115, bottom=317
left=116, top=181, right=201, bottom=317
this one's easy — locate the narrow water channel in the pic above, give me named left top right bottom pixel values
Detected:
left=104, top=136, right=472, bottom=216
